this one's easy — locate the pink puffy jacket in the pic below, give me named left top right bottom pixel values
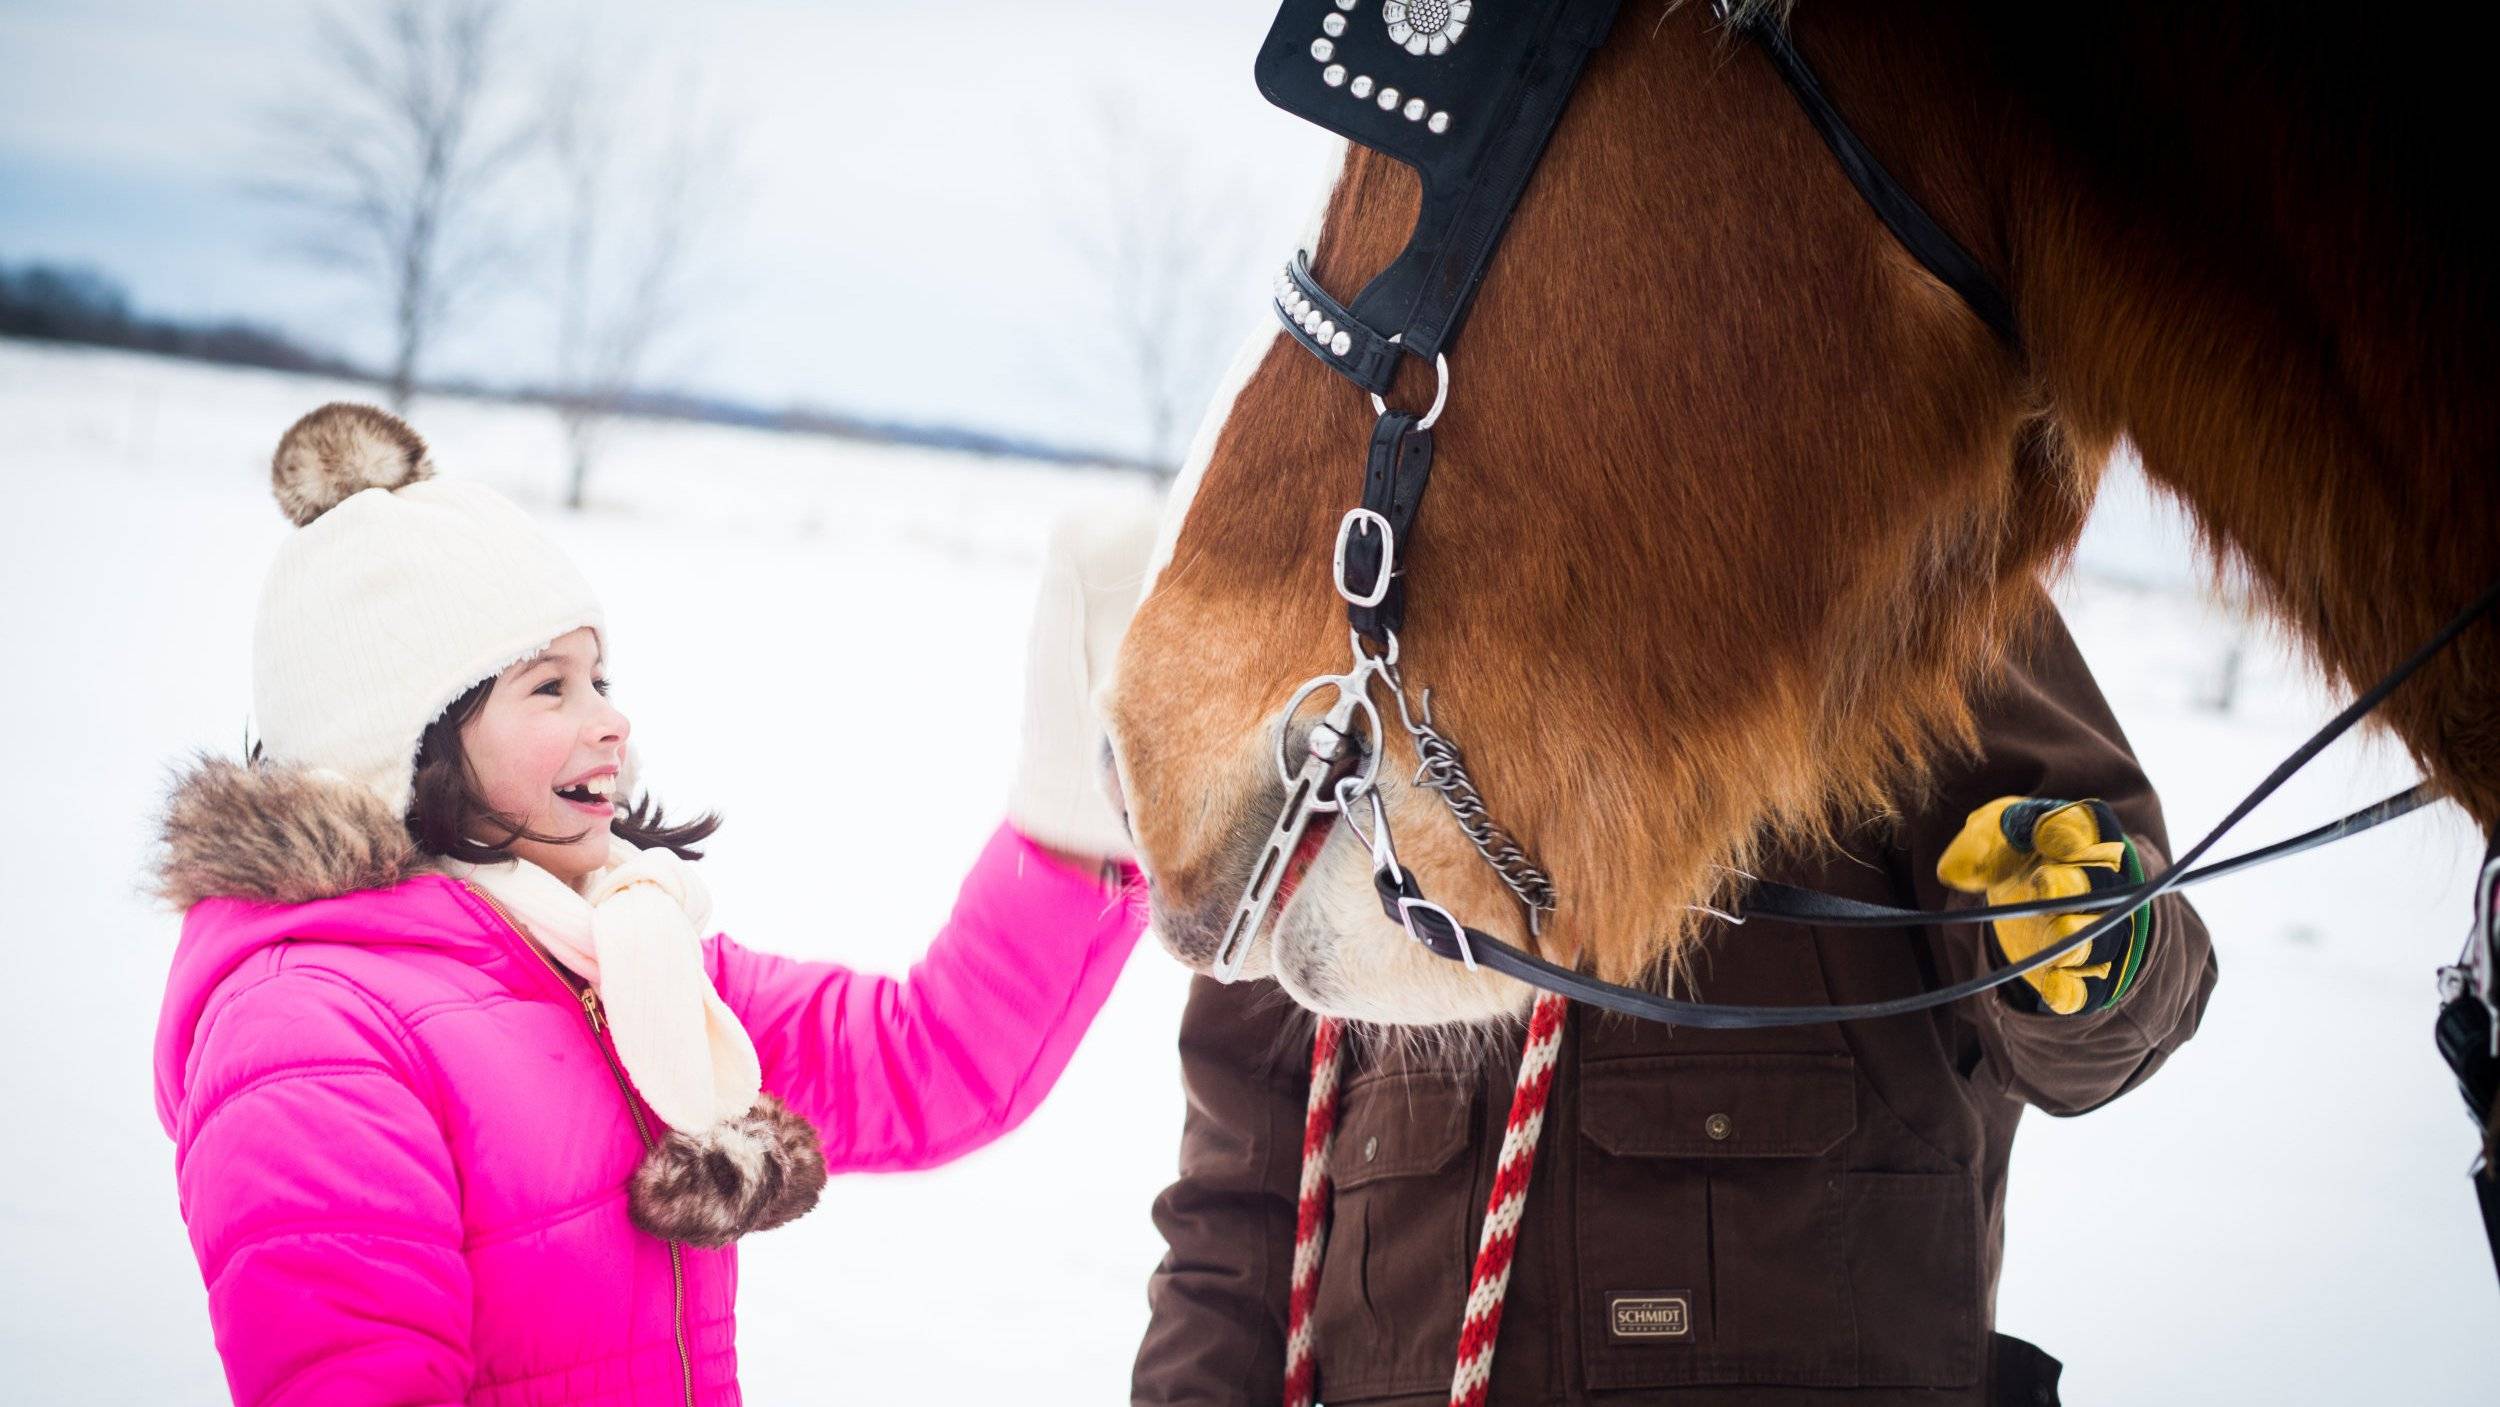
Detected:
left=152, top=808, right=1144, bottom=1407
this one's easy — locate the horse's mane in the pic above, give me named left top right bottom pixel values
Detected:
left=1114, top=0, right=2497, bottom=1012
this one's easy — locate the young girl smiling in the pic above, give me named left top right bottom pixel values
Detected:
left=150, top=403, right=1152, bottom=1406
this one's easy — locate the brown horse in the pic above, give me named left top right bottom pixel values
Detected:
left=1103, top=0, right=2496, bottom=1024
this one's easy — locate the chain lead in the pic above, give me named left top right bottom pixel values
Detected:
left=1376, top=656, right=1559, bottom=935
left=1277, top=619, right=1559, bottom=942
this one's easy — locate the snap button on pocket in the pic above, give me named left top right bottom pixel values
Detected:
left=1364, top=1135, right=1380, bottom=1161
left=1704, top=1113, right=1733, bottom=1141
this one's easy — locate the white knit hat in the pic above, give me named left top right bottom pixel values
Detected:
left=252, top=403, right=605, bottom=815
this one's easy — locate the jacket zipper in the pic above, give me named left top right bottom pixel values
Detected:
left=466, top=884, right=697, bottom=1407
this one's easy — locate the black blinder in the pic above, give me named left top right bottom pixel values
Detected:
left=1255, top=0, right=1623, bottom=392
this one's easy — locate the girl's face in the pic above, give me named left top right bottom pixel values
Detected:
left=459, top=627, right=630, bottom=884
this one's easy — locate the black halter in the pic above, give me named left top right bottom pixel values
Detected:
left=1258, top=0, right=2017, bottom=399
left=1246, top=0, right=2499, bottom=1033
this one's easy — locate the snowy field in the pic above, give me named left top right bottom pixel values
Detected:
left=1, top=337, right=2491, bottom=1403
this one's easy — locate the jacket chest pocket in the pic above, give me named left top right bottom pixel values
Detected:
left=1573, top=1052, right=1981, bottom=1392
left=1312, top=1069, right=1478, bottom=1403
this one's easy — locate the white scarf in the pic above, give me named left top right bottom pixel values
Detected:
left=445, top=839, right=761, bottom=1136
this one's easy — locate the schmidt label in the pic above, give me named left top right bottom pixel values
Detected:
left=1605, top=1292, right=1694, bottom=1341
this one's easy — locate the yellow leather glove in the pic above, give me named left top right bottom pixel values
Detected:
left=1937, top=797, right=2155, bottom=1016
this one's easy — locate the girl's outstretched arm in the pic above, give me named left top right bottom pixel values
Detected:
left=706, top=821, right=1146, bottom=1171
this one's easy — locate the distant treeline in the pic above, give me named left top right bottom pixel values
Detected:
left=0, top=261, right=1144, bottom=471
left=0, top=263, right=368, bottom=380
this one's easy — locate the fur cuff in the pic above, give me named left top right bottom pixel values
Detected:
left=627, top=1093, right=828, bottom=1248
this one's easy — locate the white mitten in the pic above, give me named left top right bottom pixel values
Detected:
left=1007, top=505, right=1161, bottom=862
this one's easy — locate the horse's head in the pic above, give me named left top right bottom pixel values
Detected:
left=1107, top=7, right=2094, bottom=1024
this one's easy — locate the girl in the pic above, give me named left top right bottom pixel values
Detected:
left=149, top=403, right=1152, bottom=1406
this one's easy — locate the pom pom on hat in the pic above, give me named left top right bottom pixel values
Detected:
left=271, top=402, right=435, bottom=527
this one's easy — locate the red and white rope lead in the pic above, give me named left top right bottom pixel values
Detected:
left=1448, top=991, right=1569, bottom=1407
left=1281, top=992, right=1572, bottom=1407
left=1283, top=1015, right=1344, bottom=1407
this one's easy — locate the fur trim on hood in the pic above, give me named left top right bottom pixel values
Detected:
left=150, top=752, right=824, bottom=1246
left=150, top=748, right=648, bottom=908
left=153, top=754, right=418, bottom=909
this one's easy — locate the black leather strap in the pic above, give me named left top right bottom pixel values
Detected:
left=1741, top=785, right=2432, bottom=928
left=1373, top=860, right=2152, bottom=1029
left=1378, top=576, right=2500, bottom=1029
left=1379, top=786, right=2425, bottom=1029
left=1277, top=252, right=1402, bottom=394
left=1342, top=411, right=1434, bottom=645
left=1730, top=4, right=2021, bottom=350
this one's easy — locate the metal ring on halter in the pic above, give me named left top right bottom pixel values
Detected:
left=1348, top=625, right=1400, bottom=667
left=1367, top=334, right=1450, bottom=430
left=1272, top=675, right=1384, bottom=807
left=1332, top=508, right=1396, bottom=608
left=1397, top=895, right=1476, bottom=971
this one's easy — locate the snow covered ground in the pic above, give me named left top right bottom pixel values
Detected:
left=1, top=338, right=2491, bottom=1403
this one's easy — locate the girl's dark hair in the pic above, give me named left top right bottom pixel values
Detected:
left=405, top=675, right=722, bottom=864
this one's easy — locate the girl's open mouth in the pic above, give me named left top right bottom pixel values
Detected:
left=553, top=775, right=617, bottom=816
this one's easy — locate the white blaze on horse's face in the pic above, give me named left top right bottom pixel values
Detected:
left=1138, top=138, right=1349, bottom=604
left=1137, top=323, right=1279, bottom=605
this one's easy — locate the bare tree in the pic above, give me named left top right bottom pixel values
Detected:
left=254, top=0, right=531, bottom=409
left=2202, top=577, right=2265, bottom=715
left=541, top=47, right=741, bottom=509
left=1053, top=90, right=1273, bottom=474
left=2205, top=628, right=2251, bottom=714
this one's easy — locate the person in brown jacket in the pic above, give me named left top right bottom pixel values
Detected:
left=1131, top=612, right=2215, bottom=1406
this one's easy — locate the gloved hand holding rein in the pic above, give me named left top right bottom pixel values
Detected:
left=1937, top=796, right=2156, bottom=1017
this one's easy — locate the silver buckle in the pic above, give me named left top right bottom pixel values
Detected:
left=1332, top=508, right=1396, bottom=608
left=1396, top=894, right=1474, bottom=971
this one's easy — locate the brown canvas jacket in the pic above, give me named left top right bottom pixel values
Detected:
left=1132, top=613, right=2215, bottom=1406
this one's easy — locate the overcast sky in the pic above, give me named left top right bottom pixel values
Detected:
left=0, top=1, right=1346, bottom=453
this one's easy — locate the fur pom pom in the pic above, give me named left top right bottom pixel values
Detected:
left=271, top=402, right=434, bottom=527
left=153, top=754, right=417, bottom=909
left=628, top=1094, right=828, bottom=1248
